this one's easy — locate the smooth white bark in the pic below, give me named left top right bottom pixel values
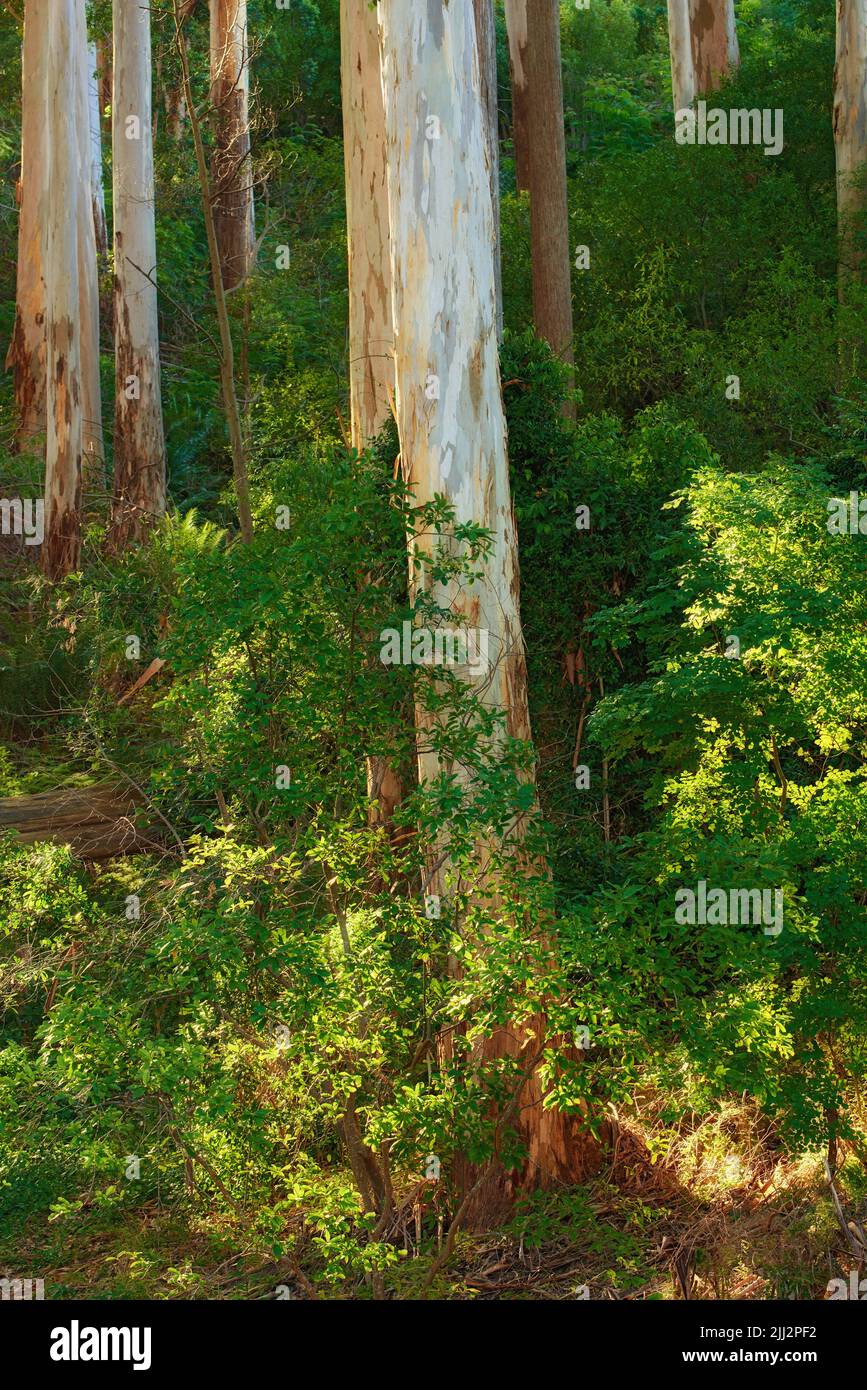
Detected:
left=668, top=0, right=696, bottom=112
left=378, top=0, right=531, bottom=794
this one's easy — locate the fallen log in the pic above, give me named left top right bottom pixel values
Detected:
left=0, top=783, right=162, bottom=859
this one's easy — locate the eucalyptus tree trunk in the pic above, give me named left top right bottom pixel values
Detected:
left=340, top=0, right=393, bottom=448
left=668, top=0, right=739, bottom=113
left=6, top=0, right=48, bottom=453
left=725, top=0, right=740, bottom=70
left=43, top=0, right=82, bottom=577
left=504, top=0, right=530, bottom=192
left=690, top=0, right=735, bottom=98
left=77, top=11, right=103, bottom=477
left=378, top=0, right=592, bottom=1221
left=833, top=0, right=867, bottom=290
left=210, top=0, right=255, bottom=290
left=506, top=0, right=574, bottom=407
left=110, top=0, right=167, bottom=546
left=667, top=0, right=696, bottom=112
left=341, top=0, right=402, bottom=829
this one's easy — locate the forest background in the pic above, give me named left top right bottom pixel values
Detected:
left=1, top=0, right=866, bottom=1302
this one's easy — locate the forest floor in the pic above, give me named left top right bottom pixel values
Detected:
left=2, top=1098, right=859, bottom=1300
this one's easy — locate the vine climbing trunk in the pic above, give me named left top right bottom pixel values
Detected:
left=175, top=0, right=254, bottom=543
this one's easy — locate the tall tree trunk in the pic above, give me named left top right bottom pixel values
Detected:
left=667, top=0, right=696, bottom=112
left=340, top=0, right=393, bottom=448
left=110, top=0, right=167, bottom=547
left=210, top=0, right=255, bottom=291
left=834, top=0, right=867, bottom=291
left=504, top=0, right=530, bottom=193
left=725, top=0, right=740, bottom=70
left=43, top=0, right=82, bottom=578
left=6, top=0, right=48, bottom=454
left=378, top=0, right=592, bottom=1224
left=340, top=0, right=402, bottom=831
left=511, top=0, right=574, bottom=410
left=87, top=41, right=108, bottom=256
left=474, top=0, right=502, bottom=340
left=689, top=0, right=734, bottom=98
left=668, top=0, right=739, bottom=113
left=77, top=8, right=103, bottom=478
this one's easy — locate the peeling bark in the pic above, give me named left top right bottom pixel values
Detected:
left=668, top=0, right=739, bottom=113
left=43, top=0, right=82, bottom=578
left=210, top=0, right=255, bottom=291
left=378, top=0, right=593, bottom=1223
left=110, top=0, right=167, bottom=547
left=6, top=0, right=48, bottom=454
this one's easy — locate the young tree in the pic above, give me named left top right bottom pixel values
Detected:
left=506, top=0, right=574, bottom=409
left=110, top=0, right=167, bottom=546
left=77, top=8, right=103, bottom=476
left=210, top=0, right=255, bottom=290
left=833, top=0, right=867, bottom=291
left=174, top=0, right=254, bottom=543
left=378, top=0, right=589, bottom=1219
left=43, top=0, right=82, bottom=577
left=6, top=0, right=48, bottom=453
left=668, top=0, right=739, bottom=113
left=340, top=0, right=393, bottom=449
